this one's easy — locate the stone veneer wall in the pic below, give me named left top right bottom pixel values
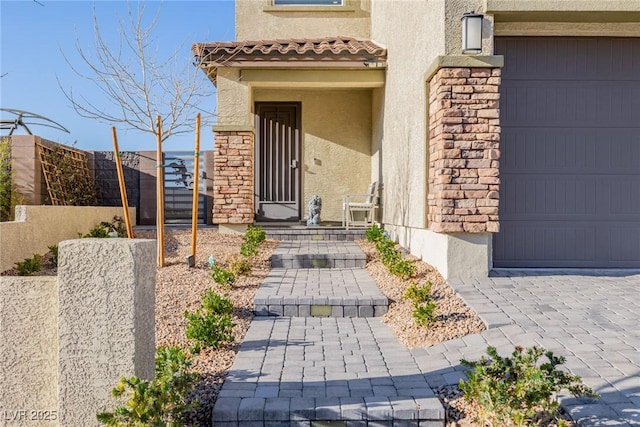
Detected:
left=213, top=131, right=254, bottom=224
left=427, top=67, right=501, bottom=233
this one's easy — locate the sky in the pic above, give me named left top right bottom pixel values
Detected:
left=0, top=0, right=235, bottom=151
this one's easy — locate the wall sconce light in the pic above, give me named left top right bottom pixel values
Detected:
left=461, top=12, right=483, bottom=54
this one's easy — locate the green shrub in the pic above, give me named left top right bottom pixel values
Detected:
left=240, top=225, right=266, bottom=257
left=81, top=216, right=127, bottom=238
left=413, top=300, right=437, bottom=326
left=97, top=345, right=198, bottom=426
left=460, top=346, right=598, bottom=426
left=210, top=265, right=235, bottom=289
left=388, top=258, right=416, bottom=279
left=403, top=282, right=437, bottom=326
left=365, top=224, right=385, bottom=242
left=403, top=282, right=432, bottom=304
left=15, top=254, right=42, bottom=276
left=375, top=238, right=416, bottom=279
left=184, top=289, right=234, bottom=353
left=228, top=255, right=251, bottom=276
left=48, top=244, right=59, bottom=267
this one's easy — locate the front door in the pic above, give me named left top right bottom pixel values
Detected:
left=255, top=103, right=301, bottom=221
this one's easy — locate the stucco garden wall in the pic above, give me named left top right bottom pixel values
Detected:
left=0, top=238, right=155, bottom=426
left=0, top=276, right=58, bottom=426
left=236, top=0, right=371, bottom=40
left=255, top=88, right=372, bottom=223
left=0, top=206, right=136, bottom=273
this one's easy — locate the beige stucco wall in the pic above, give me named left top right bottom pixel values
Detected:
left=485, top=0, right=640, bottom=12
left=236, top=0, right=371, bottom=40
left=370, top=0, right=445, bottom=232
left=0, top=238, right=155, bottom=426
left=255, top=88, right=372, bottom=222
left=216, top=68, right=252, bottom=127
left=58, top=238, right=156, bottom=426
left=0, top=276, right=58, bottom=426
left=0, top=206, right=136, bottom=273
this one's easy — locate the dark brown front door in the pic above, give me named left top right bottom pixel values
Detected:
left=255, top=103, right=301, bottom=221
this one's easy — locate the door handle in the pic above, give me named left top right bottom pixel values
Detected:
left=290, top=159, right=298, bottom=169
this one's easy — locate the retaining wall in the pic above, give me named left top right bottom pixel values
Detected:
left=0, top=205, right=135, bottom=273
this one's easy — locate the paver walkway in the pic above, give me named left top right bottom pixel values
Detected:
left=214, top=238, right=640, bottom=427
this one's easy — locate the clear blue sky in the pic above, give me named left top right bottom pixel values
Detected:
left=0, top=0, right=235, bottom=151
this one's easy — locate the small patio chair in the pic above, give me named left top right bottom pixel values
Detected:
left=342, top=182, right=379, bottom=230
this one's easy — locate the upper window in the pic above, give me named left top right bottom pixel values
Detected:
left=273, top=0, right=343, bottom=5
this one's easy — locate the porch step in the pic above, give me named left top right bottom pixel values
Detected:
left=254, top=268, right=388, bottom=318
left=264, top=226, right=366, bottom=241
left=271, top=241, right=367, bottom=269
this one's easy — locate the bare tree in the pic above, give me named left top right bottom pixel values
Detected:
left=60, top=2, right=213, bottom=141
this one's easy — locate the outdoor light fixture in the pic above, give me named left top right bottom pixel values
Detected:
left=461, top=12, right=483, bottom=54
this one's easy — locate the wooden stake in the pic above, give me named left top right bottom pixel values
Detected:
left=188, top=113, right=201, bottom=267
left=111, top=127, right=134, bottom=238
left=156, top=116, right=165, bottom=267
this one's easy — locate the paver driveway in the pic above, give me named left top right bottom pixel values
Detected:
left=420, top=271, right=640, bottom=427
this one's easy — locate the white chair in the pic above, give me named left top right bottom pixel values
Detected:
left=342, top=182, right=378, bottom=230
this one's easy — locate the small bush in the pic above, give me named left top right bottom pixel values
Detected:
left=240, top=225, right=266, bottom=257
left=81, top=216, right=127, bottom=238
left=403, top=282, right=432, bottom=304
left=365, top=224, right=385, bottom=242
left=184, top=290, right=234, bottom=352
left=97, top=345, right=198, bottom=426
left=48, top=244, right=59, bottom=267
left=210, top=265, right=235, bottom=289
left=460, top=346, right=598, bottom=426
left=413, top=300, right=437, bottom=326
left=388, top=258, right=416, bottom=279
left=15, top=254, right=42, bottom=276
left=404, top=282, right=437, bottom=327
left=375, top=238, right=416, bottom=279
left=228, top=255, right=251, bottom=276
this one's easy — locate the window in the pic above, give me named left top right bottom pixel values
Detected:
left=273, top=0, right=343, bottom=5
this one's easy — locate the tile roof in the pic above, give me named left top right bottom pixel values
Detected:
left=193, top=36, right=387, bottom=67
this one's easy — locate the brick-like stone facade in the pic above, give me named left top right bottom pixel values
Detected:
left=427, top=67, right=501, bottom=233
left=213, top=130, right=254, bottom=224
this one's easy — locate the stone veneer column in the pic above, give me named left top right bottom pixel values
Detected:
left=57, top=238, right=156, bottom=426
left=213, top=130, right=254, bottom=224
left=427, top=67, right=501, bottom=233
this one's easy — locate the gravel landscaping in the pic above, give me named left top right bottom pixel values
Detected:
left=142, top=228, right=490, bottom=426
left=2, top=227, right=573, bottom=426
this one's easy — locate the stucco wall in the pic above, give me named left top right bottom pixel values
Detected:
left=371, top=0, right=445, bottom=232
left=255, top=88, right=372, bottom=222
left=58, top=239, right=156, bottom=426
left=0, top=238, right=155, bottom=426
left=0, top=206, right=136, bottom=273
left=236, top=0, right=371, bottom=40
left=0, top=277, right=58, bottom=426
left=386, top=225, right=491, bottom=279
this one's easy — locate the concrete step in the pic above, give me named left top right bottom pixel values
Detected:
left=264, top=226, right=366, bottom=242
left=254, top=268, right=388, bottom=318
left=270, top=241, right=367, bottom=269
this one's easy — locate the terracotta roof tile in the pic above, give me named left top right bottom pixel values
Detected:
left=193, top=36, right=387, bottom=66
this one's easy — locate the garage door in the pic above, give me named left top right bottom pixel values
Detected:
left=494, top=37, right=640, bottom=268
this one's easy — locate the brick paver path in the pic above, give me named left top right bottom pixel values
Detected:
left=425, top=271, right=640, bottom=427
